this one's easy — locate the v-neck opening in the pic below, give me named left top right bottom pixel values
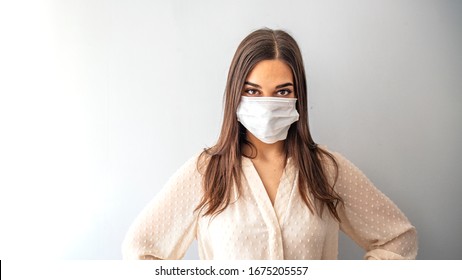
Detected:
left=254, top=159, right=286, bottom=207
left=241, top=156, right=294, bottom=224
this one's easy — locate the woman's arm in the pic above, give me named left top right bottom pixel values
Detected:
left=122, top=155, right=203, bottom=260
left=331, top=151, right=418, bottom=259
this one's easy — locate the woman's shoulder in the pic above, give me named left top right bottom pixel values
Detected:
left=315, top=145, right=356, bottom=175
left=176, top=149, right=212, bottom=177
left=316, top=144, right=345, bottom=165
left=174, top=151, right=205, bottom=175
left=160, top=151, right=206, bottom=195
left=316, top=144, right=373, bottom=187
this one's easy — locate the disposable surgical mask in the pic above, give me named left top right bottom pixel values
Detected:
left=236, top=96, right=299, bottom=144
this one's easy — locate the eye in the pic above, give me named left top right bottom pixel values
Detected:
left=276, top=89, right=292, bottom=96
left=244, top=88, right=259, bottom=95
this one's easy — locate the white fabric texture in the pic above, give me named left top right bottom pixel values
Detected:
left=122, top=148, right=418, bottom=260
left=236, top=96, right=299, bottom=144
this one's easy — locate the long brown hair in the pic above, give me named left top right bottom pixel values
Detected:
left=196, top=28, right=343, bottom=221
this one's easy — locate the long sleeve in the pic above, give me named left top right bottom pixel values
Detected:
left=332, top=152, right=418, bottom=259
left=122, top=155, right=203, bottom=260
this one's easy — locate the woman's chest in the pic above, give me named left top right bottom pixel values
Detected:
left=196, top=190, right=336, bottom=259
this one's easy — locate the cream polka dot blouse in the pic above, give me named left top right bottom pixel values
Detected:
left=122, top=149, right=418, bottom=260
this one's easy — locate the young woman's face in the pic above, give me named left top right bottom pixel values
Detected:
left=242, top=59, right=295, bottom=98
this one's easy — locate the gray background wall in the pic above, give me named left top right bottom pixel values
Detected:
left=0, top=0, right=461, bottom=260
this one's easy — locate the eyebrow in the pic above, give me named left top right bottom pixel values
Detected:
left=244, top=81, right=294, bottom=89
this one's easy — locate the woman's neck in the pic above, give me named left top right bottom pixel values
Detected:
left=242, top=132, right=286, bottom=161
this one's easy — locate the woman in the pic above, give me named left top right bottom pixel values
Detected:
left=122, top=28, right=418, bottom=260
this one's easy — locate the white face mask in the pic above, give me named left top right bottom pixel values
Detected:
left=236, top=96, right=299, bottom=144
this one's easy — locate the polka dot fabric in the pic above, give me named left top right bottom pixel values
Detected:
left=331, top=152, right=418, bottom=259
left=122, top=155, right=202, bottom=260
left=122, top=149, right=417, bottom=260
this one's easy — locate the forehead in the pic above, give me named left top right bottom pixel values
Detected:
left=246, top=59, right=293, bottom=85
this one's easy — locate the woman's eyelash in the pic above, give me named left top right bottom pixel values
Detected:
left=244, top=88, right=292, bottom=95
left=277, top=89, right=292, bottom=95
left=244, top=89, right=259, bottom=94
